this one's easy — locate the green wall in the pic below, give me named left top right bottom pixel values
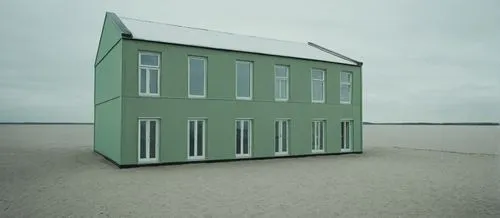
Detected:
left=93, top=18, right=123, bottom=164
left=95, top=13, right=122, bottom=65
left=119, top=39, right=362, bottom=165
left=94, top=98, right=122, bottom=164
left=95, top=42, right=122, bottom=103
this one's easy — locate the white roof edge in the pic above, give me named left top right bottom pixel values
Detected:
left=117, top=14, right=361, bottom=66
left=307, top=42, right=362, bottom=66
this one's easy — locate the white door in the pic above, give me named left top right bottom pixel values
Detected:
left=236, top=119, right=252, bottom=157
left=188, top=119, right=205, bottom=160
left=312, top=120, right=325, bottom=152
left=275, top=120, right=289, bottom=155
left=341, top=120, right=352, bottom=152
left=138, top=119, right=159, bottom=163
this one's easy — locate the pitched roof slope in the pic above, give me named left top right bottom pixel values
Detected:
left=115, top=14, right=361, bottom=66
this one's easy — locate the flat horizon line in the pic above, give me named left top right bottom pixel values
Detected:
left=363, top=122, right=499, bottom=126
left=0, top=122, right=498, bottom=126
left=0, top=122, right=93, bottom=125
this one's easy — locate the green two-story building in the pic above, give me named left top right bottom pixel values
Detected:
left=94, top=12, right=363, bottom=167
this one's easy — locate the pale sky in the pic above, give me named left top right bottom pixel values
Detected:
left=0, top=0, right=499, bottom=122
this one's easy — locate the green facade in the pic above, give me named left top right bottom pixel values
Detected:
left=94, top=13, right=123, bottom=165
left=94, top=13, right=363, bottom=167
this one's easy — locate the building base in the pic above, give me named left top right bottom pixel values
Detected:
left=94, top=150, right=363, bottom=169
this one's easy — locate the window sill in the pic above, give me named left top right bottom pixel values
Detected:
left=340, top=101, right=352, bottom=105
left=340, top=149, right=352, bottom=153
left=312, top=150, right=325, bottom=153
left=312, top=100, right=325, bottom=104
left=139, top=94, right=160, bottom=97
left=188, top=95, right=206, bottom=99
left=236, top=97, right=252, bottom=101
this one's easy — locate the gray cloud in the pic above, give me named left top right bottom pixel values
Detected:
left=0, top=0, right=498, bottom=122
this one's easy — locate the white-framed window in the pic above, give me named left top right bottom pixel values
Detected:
left=311, top=69, right=325, bottom=103
left=188, top=56, right=207, bottom=98
left=274, top=65, right=289, bottom=101
left=236, top=61, right=253, bottom=100
left=341, top=120, right=353, bottom=152
left=187, top=119, right=206, bottom=160
left=312, top=120, right=325, bottom=152
left=235, top=119, right=252, bottom=157
left=139, top=52, right=160, bottom=96
left=275, top=119, right=289, bottom=155
left=340, top=71, right=352, bottom=104
left=138, top=118, right=160, bottom=164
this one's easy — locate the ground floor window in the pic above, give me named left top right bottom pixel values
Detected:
left=188, top=119, right=205, bottom=160
left=236, top=119, right=252, bottom=157
left=138, top=118, right=159, bottom=163
left=341, top=120, right=353, bottom=152
left=312, top=120, right=325, bottom=152
left=275, top=120, right=289, bottom=155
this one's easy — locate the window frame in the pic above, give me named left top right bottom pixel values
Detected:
left=188, top=56, right=207, bottom=98
left=340, top=71, right=352, bottom=104
left=274, top=119, right=290, bottom=156
left=187, top=119, right=206, bottom=160
left=312, top=119, right=326, bottom=153
left=340, top=119, right=353, bottom=152
left=235, top=60, right=253, bottom=100
left=138, top=52, right=160, bottom=97
left=311, top=68, right=325, bottom=103
left=137, top=117, right=160, bottom=164
left=235, top=119, right=252, bottom=158
left=274, top=65, right=289, bottom=101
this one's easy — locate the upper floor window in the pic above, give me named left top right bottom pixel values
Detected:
left=139, top=52, right=160, bottom=96
left=311, top=69, right=325, bottom=103
left=275, top=65, right=289, bottom=101
left=236, top=61, right=253, bottom=100
left=188, top=56, right=207, bottom=98
left=340, top=71, right=352, bottom=104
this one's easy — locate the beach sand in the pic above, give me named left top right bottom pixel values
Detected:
left=0, top=125, right=498, bottom=217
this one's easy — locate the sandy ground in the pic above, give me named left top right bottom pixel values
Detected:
left=0, top=125, right=499, bottom=217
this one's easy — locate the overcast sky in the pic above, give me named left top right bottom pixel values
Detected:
left=0, top=0, right=499, bottom=122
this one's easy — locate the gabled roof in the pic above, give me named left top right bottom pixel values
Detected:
left=108, top=12, right=362, bottom=66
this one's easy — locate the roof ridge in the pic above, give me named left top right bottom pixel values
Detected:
left=118, top=16, right=306, bottom=45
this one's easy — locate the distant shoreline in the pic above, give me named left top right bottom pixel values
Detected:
left=363, top=122, right=499, bottom=126
left=0, top=122, right=498, bottom=126
left=0, top=122, right=93, bottom=125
